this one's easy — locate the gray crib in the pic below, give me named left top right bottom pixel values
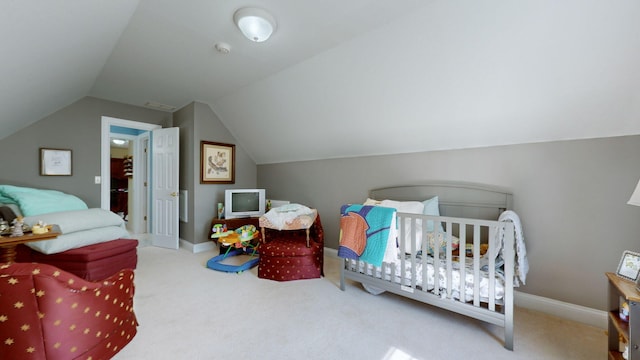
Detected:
left=339, top=182, right=519, bottom=350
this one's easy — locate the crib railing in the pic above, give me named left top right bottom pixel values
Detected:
left=403, top=213, right=508, bottom=307
left=340, top=212, right=515, bottom=350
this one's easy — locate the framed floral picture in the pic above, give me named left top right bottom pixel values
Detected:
left=616, top=250, right=640, bottom=282
left=200, top=141, right=235, bottom=184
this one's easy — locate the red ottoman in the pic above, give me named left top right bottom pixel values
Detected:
left=258, top=214, right=324, bottom=281
left=16, top=238, right=138, bottom=281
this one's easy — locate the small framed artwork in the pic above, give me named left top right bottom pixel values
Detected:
left=40, top=148, right=72, bottom=176
left=200, top=141, right=235, bottom=184
left=616, top=250, right=640, bottom=282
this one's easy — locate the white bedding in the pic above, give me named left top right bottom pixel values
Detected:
left=349, top=255, right=506, bottom=303
left=25, top=226, right=131, bottom=254
left=261, top=203, right=314, bottom=230
left=22, top=208, right=130, bottom=254
left=23, top=208, right=125, bottom=234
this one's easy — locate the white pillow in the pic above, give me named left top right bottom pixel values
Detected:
left=422, top=196, right=444, bottom=233
left=380, top=199, right=424, bottom=253
left=363, top=198, right=381, bottom=206
left=380, top=199, right=424, bottom=214
left=25, top=226, right=131, bottom=254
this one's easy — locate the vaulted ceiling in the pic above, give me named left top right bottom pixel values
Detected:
left=3, top=1, right=640, bottom=164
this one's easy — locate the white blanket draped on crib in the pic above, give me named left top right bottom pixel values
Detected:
left=498, top=210, right=528, bottom=286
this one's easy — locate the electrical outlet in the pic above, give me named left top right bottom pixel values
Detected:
left=94, top=176, right=101, bottom=184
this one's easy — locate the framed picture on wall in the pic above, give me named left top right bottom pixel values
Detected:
left=616, top=250, right=640, bottom=282
left=40, top=148, right=72, bottom=176
left=200, top=141, right=235, bottom=184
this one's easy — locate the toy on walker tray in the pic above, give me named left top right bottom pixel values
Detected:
left=238, top=225, right=257, bottom=241
left=217, top=225, right=258, bottom=247
left=207, top=224, right=259, bottom=273
left=210, top=223, right=232, bottom=239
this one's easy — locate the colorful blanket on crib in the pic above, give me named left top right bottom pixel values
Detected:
left=338, top=204, right=395, bottom=267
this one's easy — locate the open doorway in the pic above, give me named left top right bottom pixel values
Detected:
left=101, top=117, right=160, bottom=244
left=109, top=136, right=131, bottom=222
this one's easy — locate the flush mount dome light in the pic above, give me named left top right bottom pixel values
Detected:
left=233, top=7, right=276, bottom=42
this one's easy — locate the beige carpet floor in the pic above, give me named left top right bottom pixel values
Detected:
left=113, top=246, right=607, bottom=360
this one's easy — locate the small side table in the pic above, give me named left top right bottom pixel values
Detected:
left=607, top=272, right=640, bottom=359
left=0, top=229, right=60, bottom=263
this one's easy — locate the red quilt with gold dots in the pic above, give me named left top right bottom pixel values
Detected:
left=0, top=262, right=137, bottom=359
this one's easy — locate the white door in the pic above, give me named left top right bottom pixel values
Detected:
left=151, top=127, right=179, bottom=249
left=141, top=136, right=149, bottom=233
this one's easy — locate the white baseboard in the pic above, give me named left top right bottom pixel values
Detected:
left=325, top=247, right=607, bottom=329
left=514, top=291, right=607, bottom=329
left=180, top=239, right=215, bottom=253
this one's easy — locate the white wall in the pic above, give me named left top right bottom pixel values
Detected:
left=214, top=1, right=640, bottom=165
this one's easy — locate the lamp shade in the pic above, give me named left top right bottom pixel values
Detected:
left=234, top=7, right=276, bottom=42
left=628, top=179, right=640, bottom=206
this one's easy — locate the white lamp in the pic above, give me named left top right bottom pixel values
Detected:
left=233, top=7, right=276, bottom=42
left=628, top=179, right=640, bottom=291
left=628, top=179, right=640, bottom=206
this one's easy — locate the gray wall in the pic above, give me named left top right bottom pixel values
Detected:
left=174, top=103, right=196, bottom=242
left=0, top=98, right=258, bottom=247
left=0, top=96, right=170, bottom=207
left=4, top=94, right=637, bottom=310
left=258, top=135, right=640, bottom=310
left=175, top=102, right=258, bottom=245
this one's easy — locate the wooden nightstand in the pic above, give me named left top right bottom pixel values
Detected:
left=607, top=272, right=640, bottom=359
left=0, top=228, right=60, bottom=263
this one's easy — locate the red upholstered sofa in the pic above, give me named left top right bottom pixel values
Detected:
left=15, top=238, right=138, bottom=281
left=0, top=262, right=138, bottom=360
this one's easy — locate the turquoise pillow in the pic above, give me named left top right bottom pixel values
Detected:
left=422, top=196, right=444, bottom=233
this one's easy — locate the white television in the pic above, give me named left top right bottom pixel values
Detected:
left=224, top=189, right=266, bottom=219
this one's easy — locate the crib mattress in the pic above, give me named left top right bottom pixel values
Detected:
left=347, top=256, right=505, bottom=303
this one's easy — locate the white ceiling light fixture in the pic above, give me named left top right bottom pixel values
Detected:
left=233, top=7, right=276, bottom=42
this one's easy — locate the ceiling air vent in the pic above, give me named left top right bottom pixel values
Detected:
left=144, top=101, right=176, bottom=112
